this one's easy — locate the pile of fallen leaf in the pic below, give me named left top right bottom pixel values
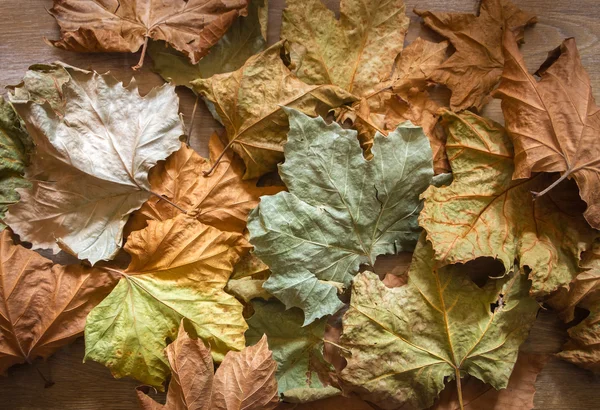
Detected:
left=1, top=0, right=599, bottom=409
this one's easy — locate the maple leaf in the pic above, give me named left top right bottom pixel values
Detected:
left=192, top=42, right=356, bottom=179
left=493, top=33, right=600, bottom=230
left=125, top=135, right=283, bottom=236
left=248, top=108, right=434, bottom=323
left=0, top=97, right=32, bottom=229
left=246, top=300, right=339, bottom=402
left=137, top=323, right=279, bottom=410
left=335, top=38, right=450, bottom=172
left=339, top=235, right=539, bottom=410
left=84, top=215, right=250, bottom=387
left=281, top=0, right=409, bottom=96
left=419, top=110, right=597, bottom=296
left=415, top=0, right=536, bottom=112
left=548, top=241, right=600, bottom=372
left=149, top=0, right=267, bottom=88
left=275, top=395, right=375, bottom=410
left=47, top=0, right=251, bottom=69
left=431, top=352, right=548, bottom=410
left=6, top=63, right=183, bottom=264
left=0, top=230, right=117, bottom=373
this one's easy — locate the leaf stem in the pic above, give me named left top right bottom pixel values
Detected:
left=148, top=190, right=187, bottom=214
left=203, top=139, right=236, bottom=176
left=455, top=368, right=464, bottom=410
left=186, top=95, right=200, bottom=144
left=322, top=339, right=351, bottom=353
left=133, top=36, right=149, bottom=70
left=531, top=170, right=572, bottom=199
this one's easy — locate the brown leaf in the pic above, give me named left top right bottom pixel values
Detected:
left=0, top=230, right=118, bottom=373
left=126, top=135, right=283, bottom=236
left=47, top=0, right=250, bottom=69
left=548, top=241, right=600, bottom=372
left=137, top=326, right=278, bottom=410
left=493, top=33, right=600, bottom=230
left=431, top=353, right=548, bottom=410
left=415, top=0, right=536, bottom=111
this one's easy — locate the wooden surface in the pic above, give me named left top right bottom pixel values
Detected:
left=1, top=0, right=600, bottom=409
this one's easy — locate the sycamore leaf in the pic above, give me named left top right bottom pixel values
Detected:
left=419, top=110, right=597, bottom=296
left=6, top=63, right=183, bottom=264
left=548, top=241, right=600, bottom=372
left=281, top=0, right=409, bottom=96
left=192, top=42, right=356, bottom=179
left=493, top=33, right=600, bottom=230
left=125, top=135, right=282, bottom=235
left=248, top=108, right=433, bottom=323
left=84, top=215, right=250, bottom=387
left=340, top=235, right=539, bottom=410
left=246, top=300, right=338, bottom=402
left=0, top=230, right=117, bottom=373
left=0, top=97, right=32, bottom=229
left=431, top=352, right=548, bottom=410
left=415, top=0, right=536, bottom=112
left=232, top=252, right=270, bottom=280
left=47, top=0, right=251, bottom=69
left=137, top=325, right=279, bottom=410
left=335, top=38, right=450, bottom=172
left=149, top=0, right=267, bottom=88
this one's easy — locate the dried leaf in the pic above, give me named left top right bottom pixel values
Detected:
left=276, top=395, right=375, bottom=410
left=84, top=215, right=250, bottom=386
left=420, top=110, right=596, bottom=296
left=281, top=0, right=409, bottom=96
left=431, top=352, right=548, bottom=410
left=335, top=38, right=450, bottom=172
left=415, top=0, right=536, bottom=111
left=47, top=0, right=251, bottom=69
left=125, top=135, right=282, bottom=235
left=232, top=251, right=270, bottom=280
left=0, top=97, right=32, bottom=229
left=548, top=241, right=600, bottom=372
left=340, top=235, right=539, bottom=409
left=137, top=325, right=278, bottom=410
left=0, top=230, right=117, bottom=373
left=192, top=42, right=356, bottom=179
left=493, top=33, right=600, bottom=230
left=148, top=0, right=267, bottom=87
left=246, top=300, right=338, bottom=401
left=6, top=63, right=183, bottom=264
left=248, top=108, right=434, bottom=323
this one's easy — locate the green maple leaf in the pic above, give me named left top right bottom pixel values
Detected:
left=248, top=108, right=433, bottom=323
left=340, top=235, right=539, bottom=409
left=245, top=299, right=339, bottom=402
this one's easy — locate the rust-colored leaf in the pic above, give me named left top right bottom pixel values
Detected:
left=493, top=33, right=600, bottom=229
left=0, top=230, right=117, bottom=373
left=415, top=0, right=536, bottom=111
left=47, top=0, right=250, bottom=69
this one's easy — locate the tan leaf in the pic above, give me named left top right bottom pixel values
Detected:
left=276, top=395, right=375, bottom=410
left=431, top=353, right=548, bottom=410
left=125, top=135, right=283, bottom=235
left=137, top=326, right=278, bottom=410
left=47, top=0, right=251, bottom=69
left=493, top=33, right=600, bottom=230
left=0, top=230, right=118, bottom=373
left=192, top=42, right=356, bottom=179
left=548, top=241, right=600, bottom=372
left=420, top=110, right=597, bottom=296
left=415, top=0, right=536, bottom=111
left=281, top=0, right=409, bottom=96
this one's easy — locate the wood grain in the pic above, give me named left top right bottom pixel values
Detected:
left=1, top=0, right=600, bottom=409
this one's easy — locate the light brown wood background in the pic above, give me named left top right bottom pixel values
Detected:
left=1, top=0, right=600, bottom=409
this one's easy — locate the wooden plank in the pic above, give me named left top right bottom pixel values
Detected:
left=1, top=0, right=600, bottom=408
